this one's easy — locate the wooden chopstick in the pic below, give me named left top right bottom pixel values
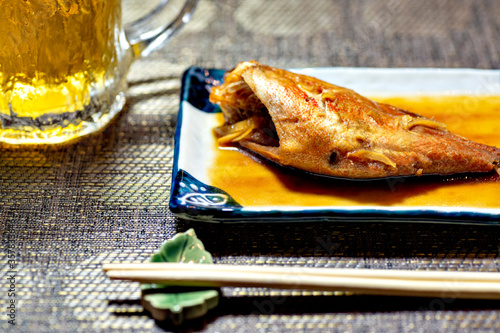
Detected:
left=103, top=263, right=500, bottom=299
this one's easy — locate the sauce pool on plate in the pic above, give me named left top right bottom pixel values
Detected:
left=209, top=95, right=500, bottom=208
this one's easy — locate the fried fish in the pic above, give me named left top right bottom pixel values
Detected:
left=209, top=61, right=500, bottom=179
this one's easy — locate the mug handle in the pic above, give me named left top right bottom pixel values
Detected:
left=124, top=0, right=199, bottom=58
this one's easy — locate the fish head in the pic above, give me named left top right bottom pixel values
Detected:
left=213, top=61, right=392, bottom=177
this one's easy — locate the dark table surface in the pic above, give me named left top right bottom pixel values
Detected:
left=2, top=0, right=500, bottom=332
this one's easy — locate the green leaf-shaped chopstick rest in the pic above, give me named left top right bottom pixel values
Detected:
left=141, top=229, right=219, bottom=325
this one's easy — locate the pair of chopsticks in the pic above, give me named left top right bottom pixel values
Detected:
left=103, top=263, right=500, bottom=299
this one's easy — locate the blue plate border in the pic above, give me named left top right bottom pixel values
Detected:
left=169, top=66, right=500, bottom=225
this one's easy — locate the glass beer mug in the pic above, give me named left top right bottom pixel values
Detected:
left=0, top=0, right=197, bottom=144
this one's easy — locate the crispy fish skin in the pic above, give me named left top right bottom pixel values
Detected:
left=210, top=61, right=500, bottom=179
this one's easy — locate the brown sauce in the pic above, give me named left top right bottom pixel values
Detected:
left=209, top=96, right=500, bottom=208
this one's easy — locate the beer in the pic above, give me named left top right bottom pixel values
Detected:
left=0, top=0, right=132, bottom=144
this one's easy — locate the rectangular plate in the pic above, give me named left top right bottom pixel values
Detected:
left=169, top=66, right=500, bottom=224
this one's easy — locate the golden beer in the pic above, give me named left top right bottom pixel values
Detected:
left=0, top=0, right=132, bottom=144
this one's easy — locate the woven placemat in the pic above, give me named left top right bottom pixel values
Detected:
left=2, top=1, right=500, bottom=332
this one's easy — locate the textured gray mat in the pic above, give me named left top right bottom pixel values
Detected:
left=2, top=1, right=500, bottom=332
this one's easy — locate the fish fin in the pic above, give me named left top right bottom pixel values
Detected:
left=240, top=141, right=281, bottom=163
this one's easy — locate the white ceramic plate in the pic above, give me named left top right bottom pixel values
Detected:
left=169, top=66, right=500, bottom=224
